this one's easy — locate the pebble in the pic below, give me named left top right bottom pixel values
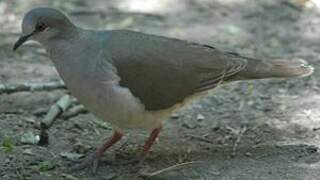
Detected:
left=60, top=152, right=84, bottom=161
left=196, top=114, right=205, bottom=121
left=171, top=113, right=180, bottom=119
left=23, top=148, right=33, bottom=155
left=72, top=142, right=92, bottom=154
left=20, top=131, right=40, bottom=145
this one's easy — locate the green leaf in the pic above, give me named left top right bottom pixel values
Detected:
left=37, top=160, right=56, bottom=171
left=2, top=138, right=14, bottom=153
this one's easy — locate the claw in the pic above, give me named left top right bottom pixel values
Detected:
left=66, top=126, right=162, bottom=173
left=69, top=130, right=123, bottom=173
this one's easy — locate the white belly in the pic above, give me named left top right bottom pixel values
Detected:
left=61, top=69, right=175, bottom=130
left=50, top=49, right=185, bottom=130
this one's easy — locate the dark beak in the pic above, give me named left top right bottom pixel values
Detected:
left=13, top=32, right=34, bottom=51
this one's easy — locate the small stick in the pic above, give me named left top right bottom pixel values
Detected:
left=0, top=81, right=66, bottom=94
left=139, top=161, right=205, bottom=178
left=38, top=94, right=73, bottom=145
left=41, top=95, right=73, bottom=128
left=61, top=104, right=88, bottom=119
left=230, top=126, right=247, bottom=158
left=92, top=118, right=112, bottom=130
left=60, top=173, right=79, bottom=180
left=189, top=135, right=215, bottom=144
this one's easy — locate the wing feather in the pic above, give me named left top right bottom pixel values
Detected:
left=106, top=30, right=247, bottom=110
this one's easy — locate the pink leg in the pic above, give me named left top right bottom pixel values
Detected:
left=110, top=126, right=163, bottom=166
left=72, top=130, right=123, bottom=172
left=140, top=125, right=163, bottom=160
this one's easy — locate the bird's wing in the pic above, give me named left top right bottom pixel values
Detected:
left=105, top=30, right=247, bottom=111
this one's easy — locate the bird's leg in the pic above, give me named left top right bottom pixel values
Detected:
left=110, top=126, right=163, bottom=167
left=113, top=126, right=162, bottom=169
left=71, top=130, right=123, bottom=173
left=139, top=125, right=162, bottom=163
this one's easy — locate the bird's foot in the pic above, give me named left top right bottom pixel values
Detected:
left=69, top=130, right=123, bottom=173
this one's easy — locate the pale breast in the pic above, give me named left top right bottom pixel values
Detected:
left=50, top=53, right=167, bottom=130
left=46, top=36, right=198, bottom=130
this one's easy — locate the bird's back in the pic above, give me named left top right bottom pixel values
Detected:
left=104, top=30, right=246, bottom=110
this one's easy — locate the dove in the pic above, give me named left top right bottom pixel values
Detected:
left=13, top=7, right=313, bottom=172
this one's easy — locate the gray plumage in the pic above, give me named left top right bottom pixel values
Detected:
left=14, top=8, right=313, bottom=130
left=108, top=30, right=247, bottom=110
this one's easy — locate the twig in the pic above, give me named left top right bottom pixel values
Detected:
left=230, top=126, right=248, bottom=158
left=60, top=173, right=79, bottom=180
left=38, top=95, right=73, bottom=145
left=92, top=118, right=112, bottom=130
left=139, top=161, right=205, bottom=178
left=0, top=81, right=66, bottom=94
left=41, top=95, right=73, bottom=128
left=189, top=135, right=215, bottom=144
left=61, top=105, right=88, bottom=119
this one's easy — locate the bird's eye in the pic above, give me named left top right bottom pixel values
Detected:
left=36, top=23, right=47, bottom=32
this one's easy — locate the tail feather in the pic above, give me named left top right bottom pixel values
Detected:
left=230, top=58, right=314, bottom=81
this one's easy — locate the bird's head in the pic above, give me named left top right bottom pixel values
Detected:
left=13, top=7, right=75, bottom=51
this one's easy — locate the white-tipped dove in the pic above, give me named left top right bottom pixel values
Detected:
left=14, top=8, right=313, bottom=171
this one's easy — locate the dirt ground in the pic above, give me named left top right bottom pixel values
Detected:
left=0, top=0, right=320, bottom=179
